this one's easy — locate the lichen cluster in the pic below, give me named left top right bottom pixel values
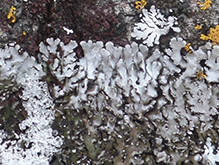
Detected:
left=1, top=0, right=219, bottom=164
left=0, top=43, right=62, bottom=164
left=200, top=25, right=219, bottom=44
left=35, top=37, right=219, bottom=164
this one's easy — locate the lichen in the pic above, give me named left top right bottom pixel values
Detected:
left=135, top=0, right=147, bottom=10
left=195, top=24, right=202, bottom=30
left=2, top=0, right=219, bottom=163
left=200, top=25, right=219, bottom=44
left=131, top=5, right=180, bottom=47
left=197, top=0, right=212, bottom=10
left=7, top=6, right=17, bottom=23
left=0, top=41, right=62, bottom=164
left=184, top=43, right=192, bottom=53
left=196, top=71, right=207, bottom=79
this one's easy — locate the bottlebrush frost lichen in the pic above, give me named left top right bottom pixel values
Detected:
left=39, top=39, right=162, bottom=114
left=39, top=38, right=79, bottom=81
left=131, top=5, right=180, bottom=47
left=38, top=38, right=219, bottom=160
left=39, top=38, right=85, bottom=98
left=205, top=45, right=219, bottom=82
left=150, top=38, right=219, bottom=164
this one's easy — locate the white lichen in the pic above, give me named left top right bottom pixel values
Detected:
left=1, top=30, right=219, bottom=164
left=0, top=75, right=62, bottom=165
left=202, top=137, right=219, bottom=165
left=0, top=43, right=62, bottom=164
left=205, top=45, right=219, bottom=82
left=131, top=5, right=180, bottom=47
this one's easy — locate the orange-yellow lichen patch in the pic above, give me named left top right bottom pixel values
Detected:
left=135, top=0, right=147, bottom=10
left=196, top=71, right=207, bottom=79
left=200, top=25, right=219, bottom=44
left=197, top=0, right=212, bottom=10
left=195, top=24, right=202, bottom=30
left=184, top=43, right=192, bottom=53
left=7, top=6, right=17, bottom=23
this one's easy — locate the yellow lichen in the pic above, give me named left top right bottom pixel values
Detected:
left=196, top=71, right=207, bottom=79
left=135, top=0, right=147, bottom=10
left=195, top=25, right=202, bottom=30
left=184, top=43, right=192, bottom=53
left=7, top=6, right=17, bottom=23
left=197, top=0, right=212, bottom=10
left=200, top=25, right=219, bottom=44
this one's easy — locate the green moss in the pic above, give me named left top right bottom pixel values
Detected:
left=84, top=134, right=97, bottom=159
